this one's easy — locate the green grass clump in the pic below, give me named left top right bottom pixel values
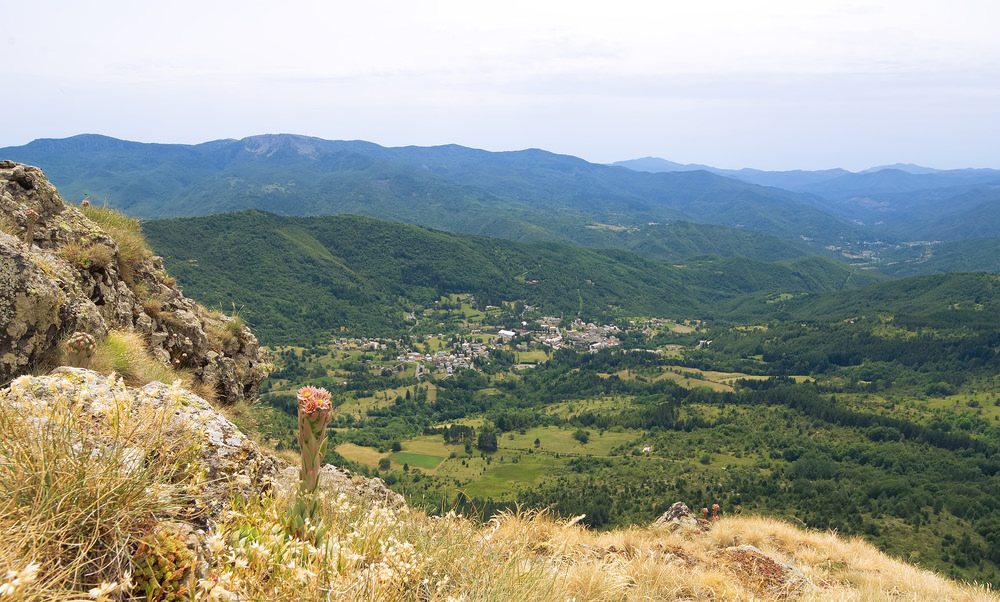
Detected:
left=87, top=329, right=216, bottom=404
left=81, top=204, right=153, bottom=284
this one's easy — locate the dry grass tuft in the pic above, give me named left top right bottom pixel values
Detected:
left=484, top=510, right=998, bottom=601
left=205, top=495, right=554, bottom=601
left=57, top=240, right=115, bottom=271
left=0, top=374, right=203, bottom=597
left=0, top=212, right=19, bottom=239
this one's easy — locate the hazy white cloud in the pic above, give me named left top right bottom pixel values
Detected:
left=4, top=0, right=1000, bottom=169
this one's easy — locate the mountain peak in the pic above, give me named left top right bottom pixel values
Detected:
left=861, top=163, right=940, bottom=174
left=240, top=133, right=328, bottom=158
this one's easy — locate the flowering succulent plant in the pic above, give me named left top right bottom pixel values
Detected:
left=287, top=385, right=334, bottom=542
left=64, top=332, right=97, bottom=368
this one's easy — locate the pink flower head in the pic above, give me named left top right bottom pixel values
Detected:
left=25, top=209, right=39, bottom=220
left=81, top=199, right=90, bottom=207
left=297, top=385, right=331, bottom=415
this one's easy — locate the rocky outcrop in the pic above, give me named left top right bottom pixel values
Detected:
left=651, top=501, right=701, bottom=532
left=276, top=463, right=406, bottom=509
left=2, top=368, right=404, bottom=521
left=715, top=544, right=811, bottom=599
left=0, top=161, right=269, bottom=402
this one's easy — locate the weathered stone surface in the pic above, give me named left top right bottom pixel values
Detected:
left=276, top=463, right=407, bottom=509
left=2, top=368, right=405, bottom=524
left=652, top=501, right=701, bottom=532
left=0, top=162, right=269, bottom=403
left=0, top=236, right=68, bottom=380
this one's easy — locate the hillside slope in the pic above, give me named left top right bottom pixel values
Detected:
left=2, top=162, right=997, bottom=600
left=142, top=210, right=881, bottom=344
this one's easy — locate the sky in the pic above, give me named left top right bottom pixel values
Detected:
left=4, top=0, right=999, bottom=171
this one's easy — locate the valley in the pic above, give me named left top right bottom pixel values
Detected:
left=223, top=286, right=1000, bottom=587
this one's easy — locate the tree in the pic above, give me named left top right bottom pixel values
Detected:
left=477, top=422, right=499, bottom=453
left=573, top=429, right=590, bottom=444
left=378, top=457, right=391, bottom=471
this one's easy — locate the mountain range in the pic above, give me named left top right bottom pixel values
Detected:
left=613, top=156, right=1000, bottom=235
left=3, top=133, right=1000, bottom=275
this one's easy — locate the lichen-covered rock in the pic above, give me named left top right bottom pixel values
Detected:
left=0, top=236, right=67, bottom=379
left=0, top=162, right=269, bottom=403
left=2, top=368, right=405, bottom=523
left=6, top=367, right=280, bottom=522
left=652, top=501, right=701, bottom=532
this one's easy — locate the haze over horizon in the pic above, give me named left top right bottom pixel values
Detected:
left=5, top=0, right=1000, bottom=172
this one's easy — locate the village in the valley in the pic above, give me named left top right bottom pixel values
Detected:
left=264, top=295, right=701, bottom=390
left=321, top=312, right=697, bottom=380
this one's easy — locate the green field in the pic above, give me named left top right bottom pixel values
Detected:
left=390, top=452, right=446, bottom=471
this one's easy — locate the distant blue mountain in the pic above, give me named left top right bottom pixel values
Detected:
left=1, top=134, right=863, bottom=251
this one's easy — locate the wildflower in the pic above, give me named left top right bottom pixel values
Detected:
left=207, top=534, right=227, bottom=554
left=287, top=385, right=334, bottom=542
left=712, top=503, right=720, bottom=521
left=297, top=385, right=332, bottom=417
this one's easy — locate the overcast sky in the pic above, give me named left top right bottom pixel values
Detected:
left=4, top=0, right=999, bottom=170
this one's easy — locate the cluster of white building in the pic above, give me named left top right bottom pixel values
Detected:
left=397, top=341, right=489, bottom=377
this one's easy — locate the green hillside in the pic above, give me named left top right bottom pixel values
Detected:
left=880, top=238, right=1000, bottom=277
left=142, top=211, right=881, bottom=344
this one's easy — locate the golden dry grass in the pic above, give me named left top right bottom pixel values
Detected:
left=79, top=204, right=153, bottom=285
left=485, top=510, right=999, bottom=601
left=86, top=329, right=216, bottom=404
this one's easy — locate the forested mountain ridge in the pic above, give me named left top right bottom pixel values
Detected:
left=141, top=210, right=882, bottom=344
left=0, top=134, right=864, bottom=249
left=11, top=133, right=1000, bottom=274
